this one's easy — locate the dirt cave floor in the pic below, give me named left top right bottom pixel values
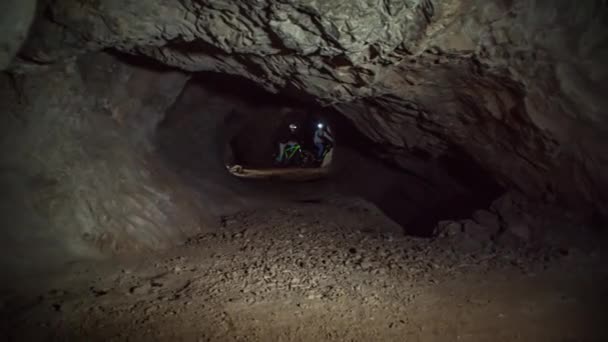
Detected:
left=2, top=197, right=607, bottom=342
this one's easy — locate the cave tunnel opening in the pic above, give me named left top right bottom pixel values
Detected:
left=213, top=79, right=339, bottom=178
left=98, top=51, right=507, bottom=238
left=150, top=65, right=507, bottom=238
left=156, top=69, right=340, bottom=187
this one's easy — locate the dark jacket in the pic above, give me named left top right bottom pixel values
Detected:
left=276, top=128, right=300, bottom=144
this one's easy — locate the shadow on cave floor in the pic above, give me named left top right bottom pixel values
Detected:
left=396, top=146, right=505, bottom=237
left=325, top=113, right=505, bottom=238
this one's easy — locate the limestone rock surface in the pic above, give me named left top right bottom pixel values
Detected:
left=5, top=0, right=608, bottom=221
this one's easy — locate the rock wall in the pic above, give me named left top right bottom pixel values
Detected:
left=0, top=53, right=210, bottom=277
left=155, top=76, right=261, bottom=216
left=0, top=0, right=36, bottom=69
left=8, top=0, right=606, bottom=221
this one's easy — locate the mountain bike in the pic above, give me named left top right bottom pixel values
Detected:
left=275, top=143, right=316, bottom=168
left=317, top=143, right=333, bottom=163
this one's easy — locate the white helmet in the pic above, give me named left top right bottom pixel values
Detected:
left=289, top=123, right=297, bottom=131
left=317, top=123, right=324, bottom=129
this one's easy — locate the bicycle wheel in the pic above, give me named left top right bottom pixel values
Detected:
left=299, top=150, right=316, bottom=168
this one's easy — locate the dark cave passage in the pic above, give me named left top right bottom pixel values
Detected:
left=150, top=69, right=506, bottom=237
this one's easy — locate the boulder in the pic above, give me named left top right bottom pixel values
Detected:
left=435, top=221, right=463, bottom=237
left=472, top=209, right=501, bottom=233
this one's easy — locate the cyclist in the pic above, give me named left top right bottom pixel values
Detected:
left=275, top=123, right=301, bottom=164
left=313, top=122, right=334, bottom=160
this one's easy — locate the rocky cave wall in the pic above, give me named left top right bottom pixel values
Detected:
left=9, top=0, right=607, bottom=221
left=0, top=0, right=36, bottom=70
left=0, top=53, right=216, bottom=278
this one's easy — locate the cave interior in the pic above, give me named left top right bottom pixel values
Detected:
left=0, top=0, right=607, bottom=340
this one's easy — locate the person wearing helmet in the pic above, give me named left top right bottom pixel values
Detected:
left=275, top=123, right=300, bottom=164
left=313, top=122, right=334, bottom=160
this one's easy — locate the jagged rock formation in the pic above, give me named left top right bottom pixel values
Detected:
left=10, top=0, right=606, bottom=219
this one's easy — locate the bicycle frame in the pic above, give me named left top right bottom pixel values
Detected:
left=283, top=144, right=302, bottom=161
left=278, top=143, right=325, bottom=167
left=321, top=146, right=331, bottom=158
